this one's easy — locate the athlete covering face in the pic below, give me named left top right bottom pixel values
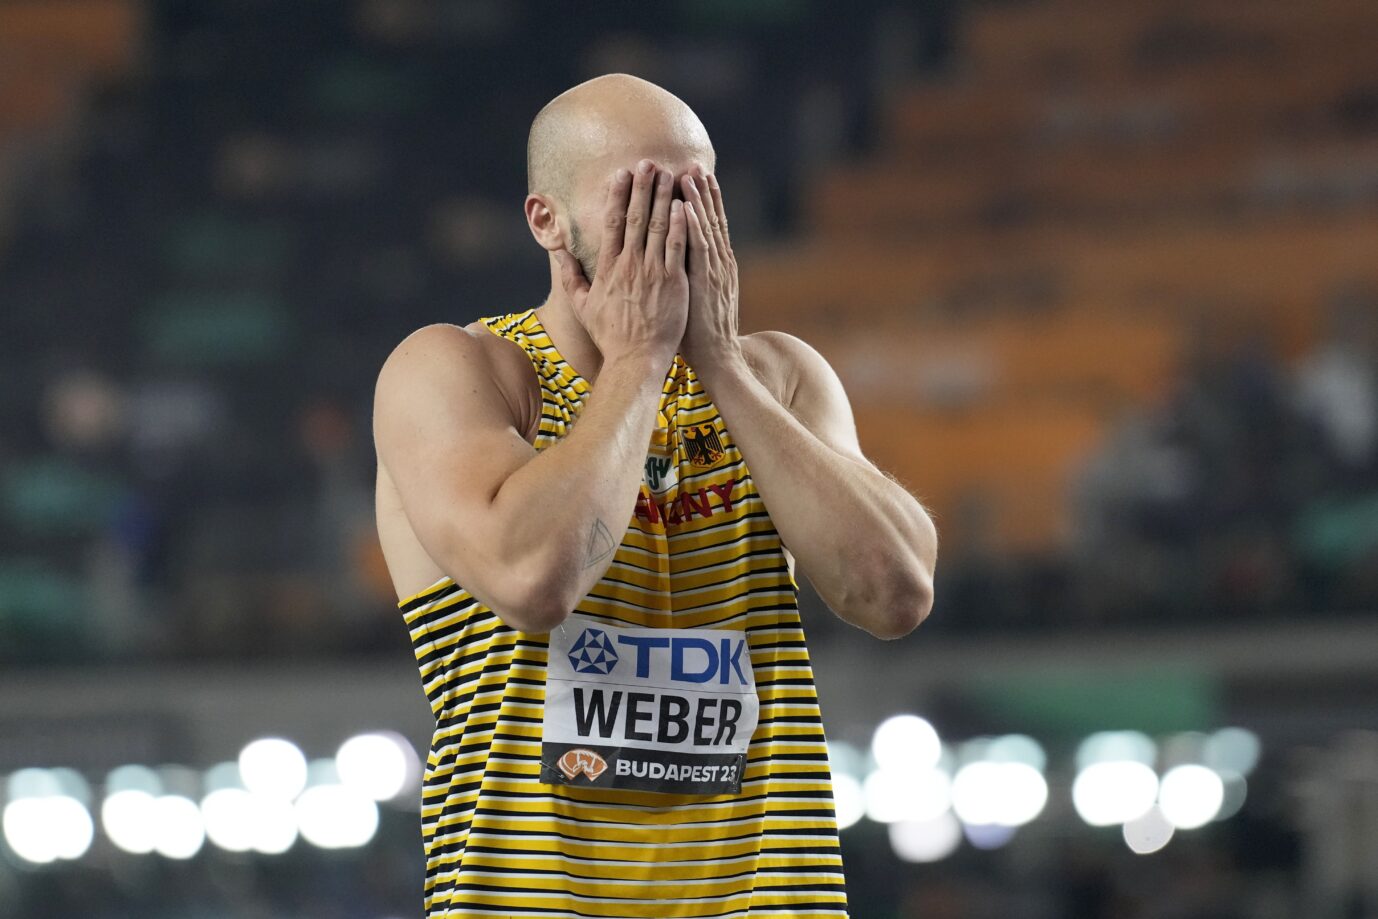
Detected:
left=373, top=73, right=937, bottom=918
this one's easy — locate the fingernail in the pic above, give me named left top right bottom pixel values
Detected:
left=671, top=200, right=682, bottom=214
left=638, top=159, right=653, bottom=174
left=615, top=168, right=630, bottom=183
left=658, top=171, right=671, bottom=189
left=708, top=173, right=718, bottom=188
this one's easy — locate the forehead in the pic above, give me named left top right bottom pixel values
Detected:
left=565, top=113, right=714, bottom=197
left=572, top=149, right=712, bottom=202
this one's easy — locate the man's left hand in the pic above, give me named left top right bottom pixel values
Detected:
left=680, top=167, right=743, bottom=372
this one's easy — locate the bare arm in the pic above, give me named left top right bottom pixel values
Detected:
left=373, top=162, right=689, bottom=632
left=700, top=332, right=938, bottom=639
left=678, top=167, right=936, bottom=639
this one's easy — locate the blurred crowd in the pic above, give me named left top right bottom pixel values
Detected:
left=0, top=0, right=942, bottom=664
left=1071, top=292, right=1378, bottom=625
left=941, top=290, right=1378, bottom=633
left=2, top=0, right=1376, bottom=670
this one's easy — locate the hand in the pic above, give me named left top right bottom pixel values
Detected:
left=680, top=166, right=743, bottom=371
left=554, top=159, right=688, bottom=368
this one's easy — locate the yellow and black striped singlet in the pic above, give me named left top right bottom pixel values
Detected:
left=396, top=308, right=847, bottom=918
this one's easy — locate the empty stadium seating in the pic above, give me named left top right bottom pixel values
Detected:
left=743, top=0, right=1378, bottom=554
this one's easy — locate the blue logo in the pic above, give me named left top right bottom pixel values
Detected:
left=568, top=628, right=619, bottom=675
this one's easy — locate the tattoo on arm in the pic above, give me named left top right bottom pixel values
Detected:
left=583, top=518, right=616, bottom=569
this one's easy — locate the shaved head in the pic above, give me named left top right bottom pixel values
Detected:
left=526, top=73, right=715, bottom=278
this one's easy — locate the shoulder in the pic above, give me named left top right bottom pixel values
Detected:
left=739, top=329, right=839, bottom=410
left=375, top=322, right=494, bottom=395
left=373, top=321, right=532, bottom=440
left=741, top=329, right=866, bottom=461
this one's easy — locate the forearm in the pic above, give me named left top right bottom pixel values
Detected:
left=698, top=356, right=937, bottom=638
left=481, top=351, right=667, bottom=628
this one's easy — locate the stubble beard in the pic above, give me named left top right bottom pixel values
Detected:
left=568, top=218, right=599, bottom=283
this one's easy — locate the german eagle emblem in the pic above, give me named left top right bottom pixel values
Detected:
left=683, top=424, right=725, bottom=467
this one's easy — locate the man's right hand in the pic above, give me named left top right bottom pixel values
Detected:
left=554, top=159, right=689, bottom=368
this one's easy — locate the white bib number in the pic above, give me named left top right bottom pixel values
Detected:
left=541, top=614, right=759, bottom=795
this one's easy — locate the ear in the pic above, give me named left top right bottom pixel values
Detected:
left=524, top=192, right=565, bottom=253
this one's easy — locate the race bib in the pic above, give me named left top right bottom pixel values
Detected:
left=540, top=613, right=758, bottom=795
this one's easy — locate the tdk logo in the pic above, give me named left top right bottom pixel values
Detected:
left=568, top=628, right=619, bottom=674
left=616, top=635, right=749, bottom=685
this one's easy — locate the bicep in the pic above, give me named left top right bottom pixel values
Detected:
left=373, top=324, right=536, bottom=576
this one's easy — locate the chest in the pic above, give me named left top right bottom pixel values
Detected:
left=535, top=362, right=746, bottom=534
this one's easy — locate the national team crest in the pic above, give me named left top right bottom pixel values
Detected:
left=683, top=424, right=725, bottom=467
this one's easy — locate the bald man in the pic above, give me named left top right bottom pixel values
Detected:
left=373, top=74, right=936, bottom=918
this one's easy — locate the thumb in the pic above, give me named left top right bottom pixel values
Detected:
left=553, top=248, right=591, bottom=303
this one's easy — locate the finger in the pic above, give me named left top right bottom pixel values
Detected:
left=683, top=199, right=712, bottom=271
left=684, top=166, right=713, bottom=225
left=665, top=199, right=686, bottom=273
left=622, top=158, right=657, bottom=256
left=644, top=169, right=674, bottom=268
left=694, top=173, right=723, bottom=246
left=595, top=168, right=633, bottom=275
left=681, top=179, right=719, bottom=272
left=553, top=247, right=591, bottom=301
left=707, top=173, right=730, bottom=248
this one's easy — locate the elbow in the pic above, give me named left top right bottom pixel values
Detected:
left=430, top=517, right=587, bottom=633
left=865, top=566, right=934, bottom=641
left=500, top=598, right=575, bottom=634
left=446, top=548, right=580, bottom=634
left=488, top=571, right=580, bottom=634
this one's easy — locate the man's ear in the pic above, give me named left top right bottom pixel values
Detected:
left=524, top=193, right=565, bottom=253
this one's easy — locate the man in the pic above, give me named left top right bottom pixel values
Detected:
left=373, top=73, right=936, bottom=919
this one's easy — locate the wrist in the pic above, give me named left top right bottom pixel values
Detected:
left=686, top=339, right=748, bottom=377
left=602, top=344, right=676, bottom=379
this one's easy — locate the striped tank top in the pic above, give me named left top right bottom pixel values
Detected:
left=396, top=308, right=847, bottom=918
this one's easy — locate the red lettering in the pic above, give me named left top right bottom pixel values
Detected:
left=681, top=488, right=712, bottom=519
left=639, top=478, right=741, bottom=528
left=708, top=479, right=737, bottom=512
left=633, top=489, right=661, bottom=524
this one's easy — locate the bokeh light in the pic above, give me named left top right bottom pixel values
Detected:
left=295, top=784, right=379, bottom=849
left=1072, top=761, right=1159, bottom=826
left=1075, top=731, right=1157, bottom=770
left=106, top=764, right=163, bottom=796
left=832, top=773, right=865, bottom=831
left=888, top=812, right=963, bottom=863
left=951, top=761, right=1048, bottom=827
left=863, top=766, right=952, bottom=823
left=1204, top=728, right=1261, bottom=776
left=337, top=732, right=412, bottom=802
left=151, top=795, right=206, bottom=859
left=2, top=794, right=94, bottom=863
left=102, top=789, right=159, bottom=854
left=986, top=734, right=1047, bottom=772
left=962, top=822, right=1018, bottom=850
left=1123, top=805, right=1175, bottom=854
left=1157, top=764, right=1224, bottom=829
left=1214, top=770, right=1248, bottom=821
left=239, top=737, right=308, bottom=801
left=871, top=715, right=942, bottom=772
